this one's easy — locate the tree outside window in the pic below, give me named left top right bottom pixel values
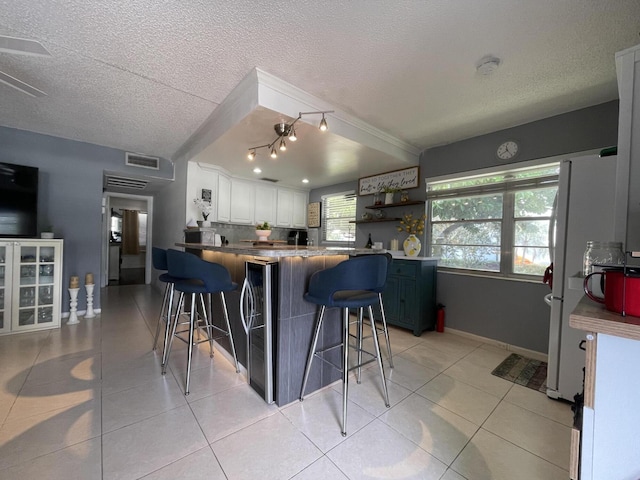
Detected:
left=322, top=192, right=356, bottom=243
left=428, top=164, right=559, bottom=278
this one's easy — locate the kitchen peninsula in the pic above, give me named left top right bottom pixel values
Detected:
left=176, top=242, right=438, bottom=405
left=177, top=242, right=379, bottom=405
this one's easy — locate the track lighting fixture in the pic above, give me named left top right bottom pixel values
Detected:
left=246, top=110, right=333, bottom=160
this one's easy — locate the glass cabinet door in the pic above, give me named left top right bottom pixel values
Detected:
left=12, top=242, right=61, bottom=331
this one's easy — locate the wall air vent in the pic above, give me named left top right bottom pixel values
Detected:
left=260, top=178, right=279, bottom=183
left=125, top=152, right=160, bottom=170
left=106, top=175, right=148, bottom=190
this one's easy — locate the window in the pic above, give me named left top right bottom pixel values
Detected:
left=322, top=191, right=356, bottom=243
left=427, top=164, right=559, bottom=278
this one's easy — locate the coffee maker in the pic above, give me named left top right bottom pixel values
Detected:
left=287, top=230, right=308, bottom=245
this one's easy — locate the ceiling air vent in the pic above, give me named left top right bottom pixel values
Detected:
left=106, top=175, right=148, bottom=190
left=125, top=152, right=160, bottom=170
left=260, top=177, right=279, bottom=183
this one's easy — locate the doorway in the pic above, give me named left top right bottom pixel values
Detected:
left=102, top=193, right=153, bottom=287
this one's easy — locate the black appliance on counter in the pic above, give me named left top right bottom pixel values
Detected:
left=240, top=260, right=278, bottom=404
left=287, top=230, right=308, bottom=245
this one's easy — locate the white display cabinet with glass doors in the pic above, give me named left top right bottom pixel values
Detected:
left=0, top=239, right=63, bottom=335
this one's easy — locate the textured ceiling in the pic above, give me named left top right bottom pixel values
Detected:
left=1, top=1, right=639, bottom=188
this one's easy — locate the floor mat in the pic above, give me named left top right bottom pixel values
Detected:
left=491, top=353, right=547, bottom=393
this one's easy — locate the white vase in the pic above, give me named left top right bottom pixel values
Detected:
left=384, top=192, right=395, bottom=204
left=256, top=229, right=272, bottom=242
left=201, top=220, right=211, bottom=227
left=403, top=234, right=421, bottom=257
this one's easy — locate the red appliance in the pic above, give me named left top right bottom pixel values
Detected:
left=583, top=267, right=640, bottom=317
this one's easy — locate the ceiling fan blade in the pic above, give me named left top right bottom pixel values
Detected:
left=0, top=35, right=51, bottom=57
left=0, top=70, right=47, bottom=97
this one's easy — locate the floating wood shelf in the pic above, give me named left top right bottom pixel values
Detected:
left=365, top=200, right=423, bottom=209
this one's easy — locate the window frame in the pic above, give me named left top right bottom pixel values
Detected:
left=321, top=190, right=357, bottom=245
left=427, top=163, right=559, bottom=280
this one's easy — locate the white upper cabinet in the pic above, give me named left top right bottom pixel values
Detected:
left=276, top=189, right=308, bottom=228
left=187, top=162, right=309, bottom=227
left=292, top=191, right=308, bottom=228
left=276, top=189, right=294, bottom=227
left=217, top=175, right=231, bottom=223
left=254, top=184, right=277, bottom=226
left=230, top=179, right=255, bottom=224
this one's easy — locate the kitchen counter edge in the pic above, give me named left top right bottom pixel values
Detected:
left=176, top=243, right=438, bottom=260
left=570, top=296, right=640, bottom=341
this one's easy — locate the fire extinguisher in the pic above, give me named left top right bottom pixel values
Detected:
left=436, top=304, right=445, bottom=333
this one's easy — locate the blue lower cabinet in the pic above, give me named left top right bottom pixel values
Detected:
left=381, top=258, right=437, bottom=336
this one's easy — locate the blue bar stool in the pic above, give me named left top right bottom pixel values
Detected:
left=300, top=254, right=390, bottom=436
left=353, top=252, right=394, bottom=377
left=151, top=247, right=178, bottom=354
left=161, top=249, right=240, bottom=395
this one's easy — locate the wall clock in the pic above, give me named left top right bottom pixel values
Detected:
left=496, top=140, right=519, bottom=160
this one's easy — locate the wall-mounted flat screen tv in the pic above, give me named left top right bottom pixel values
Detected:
left=0, top=162, right=38, bottom=238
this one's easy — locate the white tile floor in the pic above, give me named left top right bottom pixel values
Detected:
left=0, top=285, right=574, bottom=479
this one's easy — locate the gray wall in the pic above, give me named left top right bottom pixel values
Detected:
left=0, top=126, right=173, bottom=311
left=420, top=100, right=619, bottom=353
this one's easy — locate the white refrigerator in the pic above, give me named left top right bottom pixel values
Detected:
left=546, top=154, right=617, bottom=401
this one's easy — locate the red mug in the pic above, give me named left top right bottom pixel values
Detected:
left=584, top=268, right=640, bottom=317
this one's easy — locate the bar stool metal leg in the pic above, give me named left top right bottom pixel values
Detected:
left=220, top=292, right=240, bottom=373
left=341, top=307, right=350, bottom=436
left=199, top=293, right=214, bottom=358
left=152, top=282, right=170, bottom=350
left=378, top=294, right=394, bottom=368
left=184, top=293, right=198, bottom=395
left=369, top=305, right=390, bottom=407
left=300, top=305, right=325, bottom=401
left=356, top=307, right=364, bottom=384
left=162, top=291, right=184, bottom=375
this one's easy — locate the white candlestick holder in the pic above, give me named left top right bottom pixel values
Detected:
left=85, top=284, right=96, bottom=318
left=67, top=287, right=80, bottom=325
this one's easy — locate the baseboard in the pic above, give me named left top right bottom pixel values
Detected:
left=445, top=327, right=548, bottom=362
left=61, top=308, right=102, bottom=318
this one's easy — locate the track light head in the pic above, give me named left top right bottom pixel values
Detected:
left=279, top=138, right=287, bottom=151
left=270, top=146, right=278, bottom=158
left=319, top=114, right=328, bottom=131
left=288, top=126, right=297, bottom=142
left=247, top=149, right=256, bottom=161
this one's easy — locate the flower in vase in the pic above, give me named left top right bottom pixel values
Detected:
left=397, top=213, right=426, bottom=235
left=193, top=198, right=213, bottom=221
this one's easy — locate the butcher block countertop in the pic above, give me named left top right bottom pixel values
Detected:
left=570, top=296, right=640, bottom=341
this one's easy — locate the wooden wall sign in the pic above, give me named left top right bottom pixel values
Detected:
left=307, top=202, right=321, bottom=228
left=358, top=166, right=420, bottom=195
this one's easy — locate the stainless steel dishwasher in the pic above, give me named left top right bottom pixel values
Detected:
left=240, top=259, right=278, bottom=404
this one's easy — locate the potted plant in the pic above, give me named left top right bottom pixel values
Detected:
left=382, top=186, right=400, bottom=204
left=193, top=198, right=213, bottom=227
left=397, top=213, right=426, bottom=257
left=255, top=221, right=272, bottom=241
